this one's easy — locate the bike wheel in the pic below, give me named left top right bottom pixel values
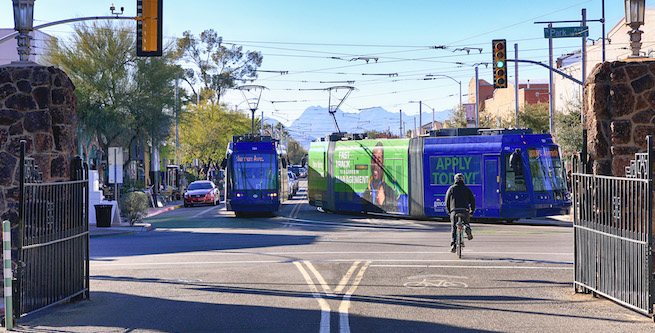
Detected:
left=456, top=220, right=463, bottom=258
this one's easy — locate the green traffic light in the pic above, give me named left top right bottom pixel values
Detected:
left=496, top=60, right=505, bottom=68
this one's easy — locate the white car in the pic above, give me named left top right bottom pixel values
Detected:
left=288, top=171, right=299, bottom=199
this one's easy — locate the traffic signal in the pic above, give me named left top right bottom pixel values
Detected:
left=136, top=0, right=162, bottom=57
left=492, top=39, right=507, bottom=89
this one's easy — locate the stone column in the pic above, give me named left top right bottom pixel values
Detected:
left=584, top=59, right=655, bottom=176
left=0, top=63, right=78, bottom=222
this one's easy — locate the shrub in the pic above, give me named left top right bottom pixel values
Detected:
left=120, top=191, right=149, bottom=225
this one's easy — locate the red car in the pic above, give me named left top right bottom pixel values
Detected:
left=184, top=180, right=220, bottom=207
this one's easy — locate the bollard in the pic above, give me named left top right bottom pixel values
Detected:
left=3, top=220, right=12, bottom=330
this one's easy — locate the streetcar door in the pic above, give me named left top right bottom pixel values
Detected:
left=483, top=155, right=500, bottom=217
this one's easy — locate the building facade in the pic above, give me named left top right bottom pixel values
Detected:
left=554, top=9, right=655, bottom=113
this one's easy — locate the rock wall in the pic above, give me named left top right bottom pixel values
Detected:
left=584, top=60, right=655, bottom=176
left=0, top=64, right=78, bottom=222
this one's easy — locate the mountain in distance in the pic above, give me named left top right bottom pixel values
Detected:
left=278, top=106, right=453, bottom=148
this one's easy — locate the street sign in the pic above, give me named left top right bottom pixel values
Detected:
left=108, top=147, right=123, bottom=184
left=544, top=26, right=589, bottom=38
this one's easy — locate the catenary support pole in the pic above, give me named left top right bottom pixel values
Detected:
left=475, top=66, right=480, bottom=127
left=548, top=23, right=554, bottom=134
left=514, top=43, right=519, bottom=128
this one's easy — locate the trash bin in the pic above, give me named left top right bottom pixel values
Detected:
left=95, top=204, right=113, bottom=227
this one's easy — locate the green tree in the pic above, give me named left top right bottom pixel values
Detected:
left=176, top=29, right=263, bottom=104
left=43, top=21, right=181, bottom=171
left=447, top=104, right=467, bottom=128
left=553, top=98, right=583, bottom=159
left=43, top=21, right=135, bottom=157
left=287, top=138, right=308, bottom=165
left=518, top=102, right=550, bottom=133
left=179, top=102, right=251, bottom=166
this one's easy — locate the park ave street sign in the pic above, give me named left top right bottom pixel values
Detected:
left=544, top=26, right=589, bottom=38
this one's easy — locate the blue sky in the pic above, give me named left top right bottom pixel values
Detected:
left=0, top=1, right=639, bottom=126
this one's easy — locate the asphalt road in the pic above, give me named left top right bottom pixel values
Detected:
left=10, top=181, right=654, bottom=332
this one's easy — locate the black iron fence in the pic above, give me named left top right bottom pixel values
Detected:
left=572, top=136, right=654, bottom=317
left=14, top=140, right=90, bottom=317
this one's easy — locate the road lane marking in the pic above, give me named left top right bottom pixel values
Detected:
left=404, top=274, right=469, bottom=289
left=371, top=264, right=572, bottom=269
left=134, top=251, right=572, bottom=256
left=293, top=261, right=331, bottom=333
left=91, top=258, right=573, bottom=267
left=293, top=261, right=371, bottom=333
left=338, top=261, right=370, bottom=333
left=304, top=261, right=336, bottom=297
left=191, top=204, right=223, bottom=218
left=334, top=261, right=361, bottom=294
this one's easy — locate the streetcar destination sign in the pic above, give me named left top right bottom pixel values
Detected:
left=544, top=26, right=589, bottom=38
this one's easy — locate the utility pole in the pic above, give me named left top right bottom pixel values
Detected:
left=548, top=23, right=554, bottom=134
left=413, top=118, right=417, bottom=138
left=582, top=8, right=587, bottom=124
left=399, top=110, right=403, bottom=138
left=174, top=78, right=179, bottom=165
left=475, top=66, right=480, bottom=127
left=602, top=0, right=606, bottom=62
left=514, top=44, right=519, bottom=128
left=419, top=101, right=423, bottom=136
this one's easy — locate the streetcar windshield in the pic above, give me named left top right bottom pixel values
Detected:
left=527, top=147, right=567, bottom=192
left=233, top=153, right=277, bottom=190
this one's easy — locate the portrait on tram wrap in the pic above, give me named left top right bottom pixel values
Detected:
left=332, top=140, right=409, bottom=214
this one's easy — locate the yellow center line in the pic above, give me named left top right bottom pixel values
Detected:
left=334, top=261, right=361, bottom=295
left=304, top=261, right=336, bottom=297
left=293, top=261, right=331, bottom=333
left=339, top=261, right=371, bottom=333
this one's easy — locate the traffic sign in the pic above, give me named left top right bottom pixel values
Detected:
left=544, top=26, right=589, bottom=38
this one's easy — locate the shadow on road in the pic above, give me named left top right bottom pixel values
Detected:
left=90, top=231, right=318, bottom=258
left=12, top=290, right=496, bottom=333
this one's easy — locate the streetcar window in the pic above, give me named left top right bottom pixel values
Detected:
left=505, top=153, right=527, bottom=192
left=527, top=147, right=567, bottom=192
left=233, top=153, right=277, bottom=190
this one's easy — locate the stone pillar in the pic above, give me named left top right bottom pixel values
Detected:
left=584, top=59, right=655, bottom=176
left=0, top=63, right=78, bottom=222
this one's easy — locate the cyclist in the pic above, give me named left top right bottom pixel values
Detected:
left=445, top=173, right=476, bottom=253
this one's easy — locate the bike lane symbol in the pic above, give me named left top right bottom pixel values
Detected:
left=403, top=274, right=469, bottom=289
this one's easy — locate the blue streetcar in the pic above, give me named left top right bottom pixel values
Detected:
left=308, top=128, right=571, bottom=222
left=222, top=134, right=289, bottom=216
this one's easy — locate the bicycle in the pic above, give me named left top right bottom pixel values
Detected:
left=454, top=211, right=469, bottom=258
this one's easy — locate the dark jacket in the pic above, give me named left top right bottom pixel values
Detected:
left=362, top=179, right=398, bottom=213
left=445, top=181, right=476, bottom=213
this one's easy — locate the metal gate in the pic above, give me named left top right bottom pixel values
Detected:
left=14, top=141, right=90, bottom=317
left=572, top=136, right=654, bottom=316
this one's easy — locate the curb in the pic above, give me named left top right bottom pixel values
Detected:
left=146, top=204, right=184, bottom=218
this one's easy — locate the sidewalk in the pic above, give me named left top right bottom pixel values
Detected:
left=88, top=200, right=184, bottom=238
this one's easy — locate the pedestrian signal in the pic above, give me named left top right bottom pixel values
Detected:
left=136, top=0, right=162, bottom=57
left=492, top=39, right=507, bottom=89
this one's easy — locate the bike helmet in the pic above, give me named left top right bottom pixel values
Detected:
left=454, top=173, right=465, bottom=183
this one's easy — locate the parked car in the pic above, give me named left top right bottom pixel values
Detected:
left=288, top=171, right=299, bottom=199
left=184, top=180, right=220, bottom=207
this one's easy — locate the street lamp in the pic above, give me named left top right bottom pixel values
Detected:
left=237, top=85, right=268, bottom=135
left=625, top=0, right=646, bottom=58
left=426, top=74, right=462, bottom=108
left=12, top=0, right=35, bottom=63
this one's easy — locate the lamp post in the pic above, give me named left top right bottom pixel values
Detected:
left=426, top=74, right=462, bottom=108
left=12, top=0, right=35, bottom=63
left=237, top=85, right=268, bottom=135
left=625, top=0, right=646, bottom=58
